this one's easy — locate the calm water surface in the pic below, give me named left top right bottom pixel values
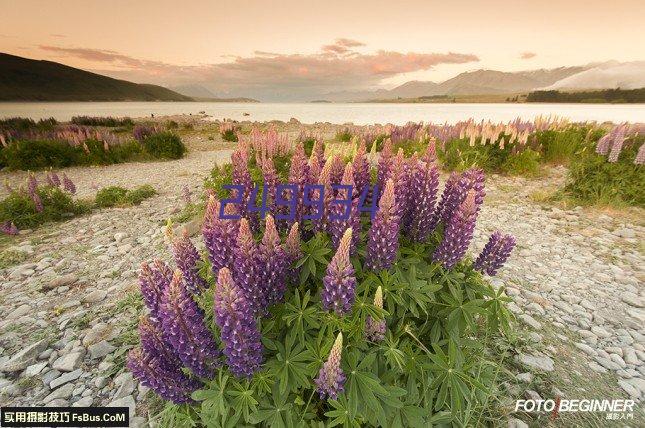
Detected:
left=0, top=102, right=643, bottom=125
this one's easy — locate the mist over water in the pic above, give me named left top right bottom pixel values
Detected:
left=0, top=102, right=643, bottom=125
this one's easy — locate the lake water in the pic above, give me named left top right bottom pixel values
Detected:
left=0, top=102, right=643, bottom=125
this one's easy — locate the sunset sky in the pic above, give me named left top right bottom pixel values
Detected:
left=1, top=0, right=644, bottom=98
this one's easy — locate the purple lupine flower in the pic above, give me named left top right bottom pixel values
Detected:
left=322, top=228, right=356, bottom=314
left=127, top=347, right=201, bottom=404
left=257, top=215, right=288, bottom=308
left=32, top=193, right=44, bottom=213
left=427, top=172, right=459, bottom=233
left=315, top=332, right=346, bottom=400
left=202, top=195, right=238, bottom=274
left=388, top=149, right=411, bottom=226
left=376, top=138, right=393, bottom=197
left=635, top=142, right=645, bottom=165
left=159, top=270, right=221, bottom=378
left=287, top=144, right=309, bottom=225
left=352, top=140, right=370, bottom=196
left=596, top=132, right=612, bottom=155
left=608, top=124, right=626, bottom=163
left=440, top=169, right=485, bottom=226
left=62, top=173, right=76, bottom=194
left=231, top=148, right=254, bottom=226
left=233, top=218, right=261, bottom=313
left=214, top=267, right=263, bottom=378
left=283, top=222, right=302, bottom=284
left=329, top=163, right=360, bottom=254
left=138, top=315, right=182, bottom=373
left=139, top=259, right=174, bottom=325
left=365, top=286, right=386, bottom=342
left=27, top=174, right=38, bottom=197
left=46, top=171, right=61, bottom=188
left=0, top=221, right=19, bottom=235
left=407, top=159, right=440, bottom=242
left=365, top=179, right=400, bottom=271
left=313, top=161, right=333, bottom=234
left=166, top=225, right=208, bottom=295
left=433, top=190, right=480, bottom=269
left=473, top=231, right=516, bottom=276
left=181, top=185, right=192, bottom=205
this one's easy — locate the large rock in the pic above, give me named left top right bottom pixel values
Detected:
left=516, top=353, right=555, bottom=372
left=43, top=274, right=78, bottom=291
left=50, top=369, right=83, bottom=389
left=108, top=395, right=136, bottom=421
left=2, top=339, right=49, bottom=372
left=89, top=341, right=116, bottom=359
left=52, top=351, right=84, bottom=372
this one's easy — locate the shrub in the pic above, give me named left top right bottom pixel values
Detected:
left=128, top=136, right=517, bottom=427
left=564, top=141, right=644, bottom=206
left=0, top=139, right=144, bottom=170
left=0, top=117, right=57, bottom=132
left=95, top=185, right=157, bottom=208
left=220, top=122, right=239, bottom=142
left=536, top=128, right=591, bottom=164
left=142, top=132, right=186, bottom=159
left=0, top=186, right=87, bottom=229
left=0, top=139, right=81, bottom=169
left=165, top=120, right=179, bottom=130
left=501, top=148, right=541, bottom=176
left=335, top=127, right=352, bottom=142
left=70, top=116, right=134, bottom=127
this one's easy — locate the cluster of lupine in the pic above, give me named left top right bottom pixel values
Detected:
left=596, top=123, right=645, bottom=164
left=133, top=124, right=161, bottom=142
left=0, top=124, right=123, bottom=150
left=388, top=122, right=424, bottom=144
left=129, top=128, right=517, bottom=408
left=243, top=127, right=291, bottom=165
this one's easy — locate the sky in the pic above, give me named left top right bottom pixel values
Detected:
left=1, top=0, right=644, bottom=99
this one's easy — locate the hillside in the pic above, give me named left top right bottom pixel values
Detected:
left=0, top=53, right=192, bottom=101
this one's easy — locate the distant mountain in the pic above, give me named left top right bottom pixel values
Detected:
left=435, top=66, right=587, bottom=95
left=541, top=61, right=645, bottom=90
left=325, top=65, right=591, bottom=101
left=0, top=53, right=192, bottom=101
left=171, top=83, right=218, bottom=99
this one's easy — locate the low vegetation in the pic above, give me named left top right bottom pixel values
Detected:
left=0, top=117, right=187, bottom=170
left=95, top=185, right=157, bottom=208
left=527, top=88, right=645, bottom=103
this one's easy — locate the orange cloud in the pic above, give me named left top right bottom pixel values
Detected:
left=38, top=40, right=479, bottom=99
left=520, top=51, right=537, bottom=59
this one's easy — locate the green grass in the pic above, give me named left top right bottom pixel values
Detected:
left=95, top=185, right=157, bottom=208
left=0, top=187, right=90, bottom=229
left=0, top=249, right=28, bottom=269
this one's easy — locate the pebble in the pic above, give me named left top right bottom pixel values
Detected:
left=52, top=351, right=85, bottom=372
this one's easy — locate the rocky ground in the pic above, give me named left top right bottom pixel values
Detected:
left=0, top=120, right=643, bottom=427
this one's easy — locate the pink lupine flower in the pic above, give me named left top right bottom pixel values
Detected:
left=315, top=332, right=346, bottom=400
left=283, top=222, right=302, bottom=283
left=635, top=142, right=645, bottom=165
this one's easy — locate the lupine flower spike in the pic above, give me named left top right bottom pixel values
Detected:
left=233, top=218, right=261, bottom=313
left=159, top=270, right=221, bottom=378
left=166, top=221, right=208, bottom=295
left=283, top=222, right=302, bottom=283
left=214, top=267, right=263, bottom=378
left=62, top=173, right=76, bottom=194
left=322, top=228, right=356, bottom=314
left=365, top=286, right=386, bottom=342
left=433, top=190, right=480, bottom=269
left=315, top=332, right=346, bottom=400
left=139, top=259, right=174, bottom=325
left=202, top=195, right=238, bottom=273
left=366, top=179, right=400, bottom=271
left=474, top=231, right=516, bottom=276
left=0, top=221, right=19, bottom=235
left=127, top=347, right=201, bottom=404
left=257, top=215, right=288, bottom=308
